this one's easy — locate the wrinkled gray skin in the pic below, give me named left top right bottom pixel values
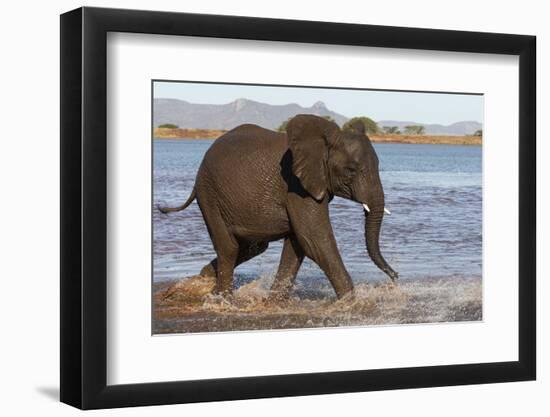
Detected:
left=159, top=114, right=398, bottom=300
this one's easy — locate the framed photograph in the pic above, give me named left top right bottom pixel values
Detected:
left=60, top=6, right=536, bottom=409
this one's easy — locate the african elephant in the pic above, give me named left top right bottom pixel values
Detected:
left=158, top=114, right=397, bottom=299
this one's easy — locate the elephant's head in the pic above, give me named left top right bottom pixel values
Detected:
left=286, top=114, right=398, bottom=282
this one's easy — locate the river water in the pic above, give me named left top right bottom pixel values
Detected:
left=153, top=139, right=482, bottom=286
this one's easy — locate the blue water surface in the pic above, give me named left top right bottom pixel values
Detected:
left=153, top=140, right=482, bottom=283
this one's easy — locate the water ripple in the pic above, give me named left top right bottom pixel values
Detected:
left=154, top=140, right=482, bottom=283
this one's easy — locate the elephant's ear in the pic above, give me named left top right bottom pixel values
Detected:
left=286, top=114, right=339, bottom=201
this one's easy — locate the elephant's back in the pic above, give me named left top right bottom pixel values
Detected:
left=211, top=124, right=286, bottom=154
left=202, top=124, right=287, bottom=175
left=195, top=124, right=290, bottom=239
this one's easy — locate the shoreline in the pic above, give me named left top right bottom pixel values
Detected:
left=153, top=128, right=481, bottom=145
left=369, top=134, right=481, bottom=145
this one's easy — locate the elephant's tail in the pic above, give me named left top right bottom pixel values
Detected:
left=157, top=188, right=196, bottom=214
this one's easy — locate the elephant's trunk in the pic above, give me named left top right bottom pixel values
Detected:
left=364, top=204, right=398, bottom=282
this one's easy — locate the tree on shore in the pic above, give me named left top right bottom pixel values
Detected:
left=342, top=117, right=379, bottom=135
left=473, top=129, right=483, bottom=136
left=382, top=126, right=401, bottom=135
left=404, top=125, right=425, bottom=135
left=158, top=123, right=179, bottom=129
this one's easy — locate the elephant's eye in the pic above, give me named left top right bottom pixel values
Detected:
left=344, top=166, right=356, bottom=178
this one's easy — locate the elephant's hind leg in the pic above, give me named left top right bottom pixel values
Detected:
left=268, top=236, right=304, bottom=301
left=215, top=252, right=237, bottom=295
left=199, top=241, right=269, bottom=278
left=197, top=203, right=239, bottom=295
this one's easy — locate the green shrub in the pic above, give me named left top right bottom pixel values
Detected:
left=342, top=117, right=379, bottom=135
left=383, top=126, right=401, bottom=134
left=403, top=125, right=425, bottom=135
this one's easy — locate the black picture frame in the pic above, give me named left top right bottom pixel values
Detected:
left=60, top=6, right=536, bottom=410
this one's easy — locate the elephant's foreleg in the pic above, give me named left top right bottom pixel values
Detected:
left=295, top=231, right=354, bottom=298
left=200, top=241, right=269, bottom=278
left=287, top=195, right=354, bottom=299
left=268, top=236, right=304, bottom=301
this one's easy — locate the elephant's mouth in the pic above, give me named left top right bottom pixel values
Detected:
left=362, top=203, right=391, bottom=215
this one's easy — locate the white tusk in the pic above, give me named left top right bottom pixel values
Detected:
left=362, top=203, right=370, bottom=212
left=384, top=207, right=391, bottom=215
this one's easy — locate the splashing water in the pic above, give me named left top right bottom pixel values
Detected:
left=153, top=274, right=481, bottom=334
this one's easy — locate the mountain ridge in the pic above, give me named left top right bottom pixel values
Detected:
left=153, top=98, right=348, bottom=131
left=377, top=120, right=482, bottom=136
left=154, top=98, right=482, bottom=136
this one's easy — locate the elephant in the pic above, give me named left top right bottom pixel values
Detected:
left=158, top=114, right=398, bottom=300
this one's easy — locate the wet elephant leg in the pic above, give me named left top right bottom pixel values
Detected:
left=287, top=194, right=354, bottom=299
left=268, top=236, right=304, bottom=301
left=200, top=241, right=269, bottom=278
left=197, top=203, right=239, bottom=295
left=296, top=229, right=354, bottom=299
left=216, top=251, right=238, bottom=295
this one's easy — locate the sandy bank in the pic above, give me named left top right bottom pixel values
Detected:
left=154, top=127, right=227, bottom=139
left=154, top=127, right=481, bottom=145
left=369, top=134, right=481, bottom=145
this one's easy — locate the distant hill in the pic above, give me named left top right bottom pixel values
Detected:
left=153, top=98, right=482, bottom=136
left=153, top=98, right=347, bottom=130
left=377, top=120, right=482, bottom=136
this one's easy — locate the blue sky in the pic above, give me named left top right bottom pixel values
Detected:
left=154, top=81, right=483, bottom=125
